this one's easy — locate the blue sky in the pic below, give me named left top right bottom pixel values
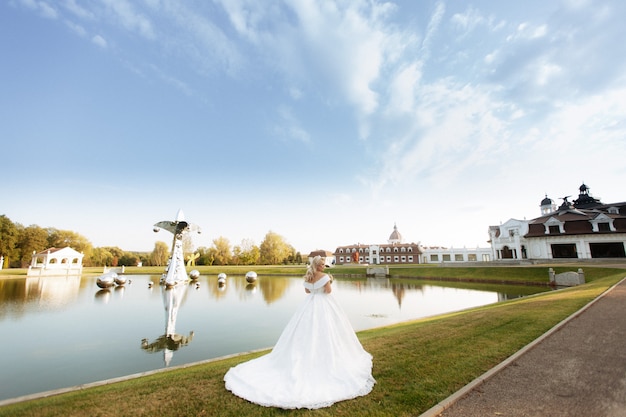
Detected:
left=2, top=0, right=625, bottom=255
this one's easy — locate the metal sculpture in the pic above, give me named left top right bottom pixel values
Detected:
left=153, top=209, right=201, bottom=288
left=96, top=271, right=117, bottom=288
left=245, top=271, right=257, bottom=283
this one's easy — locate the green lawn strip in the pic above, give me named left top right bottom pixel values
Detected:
left=2, top=272, right=622, bottom=417
left=1, top=264, right=621, bottom=282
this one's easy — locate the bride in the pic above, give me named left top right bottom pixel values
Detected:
left=224, top=255, right=375, bottom=409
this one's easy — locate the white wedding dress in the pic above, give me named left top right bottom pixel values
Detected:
left=224, top=274, right=375, bottom=409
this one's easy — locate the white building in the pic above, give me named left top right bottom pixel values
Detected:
left=334, top=224, right=422, bottom=265
left=27, top=247, right=84, bottom=276
left=489, top=183, right=626, bottom=260
left=420, top=245, right=492, bottom=264
left=307, top=250, right=336, bottom=267
left=488, top=218, right=529, bottom=260
left=334, top=224, right=491, bottom=265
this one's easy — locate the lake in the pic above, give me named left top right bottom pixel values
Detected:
left=0, top=273, right=545, bottom=401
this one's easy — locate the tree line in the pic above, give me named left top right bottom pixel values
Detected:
left=0, top=214, right=303, bottom=269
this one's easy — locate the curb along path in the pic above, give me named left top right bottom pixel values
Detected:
left=421, top=278, right=626, bottom=417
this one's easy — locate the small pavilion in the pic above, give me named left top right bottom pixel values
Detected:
left=28, top=247, right=84, bottom=276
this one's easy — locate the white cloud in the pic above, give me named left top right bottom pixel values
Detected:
left=535, top=61, right=562, bottom=86
left=101, top=0, right=155, bottom=39
left=385, top=62, right=422, bottom=115
left=287, top=1, right=392, bottom=117
left=420, top=1, right=445, bottom=60
left=91, top=34, right=107, bottom=48
left=272, top=106, right=311, bottom=144
left=18, top=0, right=58, bottom=19
left=38, top=1, right=57, bottom=19
left=211, top=1, right=419, bottom=141
left=451, top=6, right=485, bottom=32
left=214, top=0, right=270, bottom=43
left=507, top=22, right=548, bottom=41
left=289, top=87, right=303, bottom=100
left=153, top=2, right=244, bottom=76
left=62, top=0, right=94, bottom=20
left=64, top=20, right=86, bottom=36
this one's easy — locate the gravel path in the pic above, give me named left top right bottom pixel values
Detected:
left=421, top=278, right=626, bottom=417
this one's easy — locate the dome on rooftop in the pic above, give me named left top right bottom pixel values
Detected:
left=388, top=224, right=402, bottom=244
left=541, top=194, right=553, bottom=206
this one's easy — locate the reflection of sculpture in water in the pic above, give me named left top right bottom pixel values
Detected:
left=141, top=283, right=194, bottom=366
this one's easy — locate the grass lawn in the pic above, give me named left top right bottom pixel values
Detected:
left=0, top=265, right=624, bottom=416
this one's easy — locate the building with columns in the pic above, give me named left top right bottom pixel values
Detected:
left=27, top=247, right=84, bottom=276
left=489, top=183, right=626, bottom=260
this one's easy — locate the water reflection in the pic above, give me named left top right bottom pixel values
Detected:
left=0, top=273, right=547, bottom=401
left=141, top=284, right=194, bottom=366
left=24, top=275, right=82, bottom=305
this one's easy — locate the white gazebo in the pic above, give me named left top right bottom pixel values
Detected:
left=28, top=247, right=84, bottom=276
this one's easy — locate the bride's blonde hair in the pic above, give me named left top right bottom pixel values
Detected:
left=304, top=256, right=324, bottom=282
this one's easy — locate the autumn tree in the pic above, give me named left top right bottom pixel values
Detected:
left=259, top=231, right=292, bottom=265
left=150, top=241, right=169, bottom=267
left=100, top=246, right=125, bottom=267
left=47, top=228, right=93, bottom=261
left=0, top=215, right=18, bottom=268
left=233, top=239, right=260, bottom=265
left=212, top=236, right=232, bottom=265
left=194, top=246, right=212, bottom=266
left=90, top=247, right=114, bottom=266
left=16, top=224, right=48, bottom=267
left=118, top=253, right=140, bottom=267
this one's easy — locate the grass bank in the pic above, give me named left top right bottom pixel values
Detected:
left=1, top=262, right=619, bottom=283
left=1, top=267, right=624, bottom=416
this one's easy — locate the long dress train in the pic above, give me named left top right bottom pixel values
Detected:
left=224, top=274, right=375, bottom=409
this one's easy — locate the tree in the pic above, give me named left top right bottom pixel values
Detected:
left=259, top=231, right=292, bottom=265
left=282, top=248, right=301, bottom=265
left=0, top=215, right=18, bottom=268
left=212, top=236, right=232, bottom=265
left=90, top=247, right=114, bottom=266
left=119, top=253, right=140, bottom=267
left=100, top=246, right=125, bottom=267
left=182, top=234, right=195, bottom=258
left=16, top=224, right=48, bottom=268
left=150, top=241, right=169, bottom=267
left=195, top=246, right=211, bottom=266
left=47, top=228, right=93, bottom=261
left=233, top=239, right=260, bottom=265
left=204, top=247, right=218, bottom=266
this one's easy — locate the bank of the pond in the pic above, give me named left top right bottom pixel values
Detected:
left=1, top=269, right=623, bottom=417
left=3, top=262, right=622, bottom=282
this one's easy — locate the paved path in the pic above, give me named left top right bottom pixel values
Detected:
left=421, top=278, right=626, bottom=417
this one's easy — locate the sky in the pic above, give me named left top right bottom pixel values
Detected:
left=1, top=0, right=625, bottom=255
